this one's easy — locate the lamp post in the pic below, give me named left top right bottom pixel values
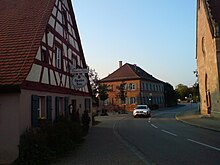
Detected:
left=149, top=93, right=152, bottom=106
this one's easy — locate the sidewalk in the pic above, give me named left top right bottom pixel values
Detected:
left=176, top=108, right=220, bottom=132
left=53, top=113, right=145, bottom=165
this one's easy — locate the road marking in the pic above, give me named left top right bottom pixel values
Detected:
left=151, top=124, right=158, bottom=129
left=148, top=118, right=151, bottom=123
left=162, top=129, right=178, bottom=137
left=187, top=139, right=220, bottom=152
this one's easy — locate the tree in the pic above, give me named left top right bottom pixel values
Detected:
left=164, top=83, right=177, bottom=107
left=98, top=84, right=109, bottom=106
left=97, top=84, right=109, bottom=115
left=88, top=68, right=99, bottom=106
left=117, top=82, right=127, bottom=113
left=193, top=69, right=200, bottom=102
left=192, top=82, right=200, bottom=102
left=175, top=84, right=189, bottom=100
left=118, top=82, right=126, bottom=104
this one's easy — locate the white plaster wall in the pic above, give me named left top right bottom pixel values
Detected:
left=48, top=32, right=54, bottom=48
left=49, top=16, right=55, bottom=28
left=52, top=6, right=57, bottom=17
left=26, top=64, right=42, bottom=82
left=56, top=22, right=63, bottom=36
left=50, top=70, right=56, bottom=86
left=35, top=47, right=41, bottom=60
left=42, top=68, right=49, bottom=84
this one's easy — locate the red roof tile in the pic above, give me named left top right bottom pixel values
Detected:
left=0, top=0, right=55, bottom=85
left=100, top=63, right=163, bottom=83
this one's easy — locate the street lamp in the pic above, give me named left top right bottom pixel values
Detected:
left=149, top=93, right=152, bottom=105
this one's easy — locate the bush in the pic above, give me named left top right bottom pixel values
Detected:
left=15, top=116, right=84, bottom=165
left=16, top=128, right=55, bottom=165
left=81, top=110, right=91, bottom=135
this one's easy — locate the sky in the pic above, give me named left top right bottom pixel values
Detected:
left=72, top=0, right=197, bottom=88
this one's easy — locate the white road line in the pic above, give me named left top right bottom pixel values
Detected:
left=187, top=139, right=220, bottom=152
left=162, top=129, right=178, bottom=137
left=148, top=118, right=151, bottom=123
left=151, top=124, right=158, bottom=129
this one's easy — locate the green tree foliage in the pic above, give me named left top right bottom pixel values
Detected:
left=175, top=84, right=189, bottom=100
left=88, top=68, right=99, bottom=106
left=192, top=82, right=200, bottom=102
left=118, top=82, right=126, bottom=104
left=16, top=117, right=84, bottom=165
left=98, top=84, right=109, bottom=104
left=81, top=110, right=91, bottom=135
left=164, top=83, right=177, bottom=107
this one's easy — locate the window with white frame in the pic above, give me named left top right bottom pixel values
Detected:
left=129, top=83, right=136, bottom=90
left=38, top=96, right=46, bottom=119
left=148, top=84, right=152, bottom=91
left=41, top=48, right=48, bottom=63
left=55, top=46, right=62, bottom=69
left=130, top=97, right=136, bottom=104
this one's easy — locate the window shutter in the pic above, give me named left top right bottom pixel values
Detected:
left=125, top=97, right=129, bottom=104
left=55, top=96, right=60, bottom=119
left=31, top=95, right=39, bottom=127
left=64, top=97, right=69, bottom=117
left=134, top=83, right=137, bottom=90
left=46, top=96, right=52, bottom=123
left=136, top=97, right=139, bottom=104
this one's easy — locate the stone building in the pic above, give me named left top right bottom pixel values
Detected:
left=0, top=0, right=92, bottom=163
left=99, top=62, right=165, bottom=111
left=196, top=0, right=220, bottom=117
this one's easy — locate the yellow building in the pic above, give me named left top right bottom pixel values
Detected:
left=196, top=0, right=220, bottom=117
left=100, top=62, right=165, bottom=111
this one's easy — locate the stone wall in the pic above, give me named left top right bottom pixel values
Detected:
left=196, top=0, right=220, bottom=117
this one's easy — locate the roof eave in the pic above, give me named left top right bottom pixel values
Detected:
left=0, top=85, right=21, bottom=93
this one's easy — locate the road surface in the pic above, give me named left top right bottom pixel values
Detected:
left=115, top=104, right=220, bottom=165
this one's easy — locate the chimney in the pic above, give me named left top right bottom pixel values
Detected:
left=134, top=64, right=137, bottom=71
left=119, top=61, right=122, bottom=68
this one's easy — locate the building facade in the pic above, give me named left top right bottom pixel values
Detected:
left=0, top=0, right=92, bottom=163
left=196, top=0, right=220, bottom=117
left=100, top=62, right=165, bottom=111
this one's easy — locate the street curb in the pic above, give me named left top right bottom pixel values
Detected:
left=175, top=114, right=220, bottom=132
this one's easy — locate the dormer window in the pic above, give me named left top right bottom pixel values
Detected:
left=41, top=48, right=48, bottom=63
left=62, top=8, right=68, bottom=30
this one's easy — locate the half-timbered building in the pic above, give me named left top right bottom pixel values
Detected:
left=0, top=0, right=92, bottom=163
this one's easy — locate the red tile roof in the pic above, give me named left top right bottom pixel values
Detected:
left=100, top=63, right=163, bottom=83
left=0, top=0, right=55, bottom=85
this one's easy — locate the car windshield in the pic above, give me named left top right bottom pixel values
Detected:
left=136, top=106, right=147, bottom=109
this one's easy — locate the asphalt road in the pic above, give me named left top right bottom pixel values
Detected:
left=114, top=104, right=220, bottom=165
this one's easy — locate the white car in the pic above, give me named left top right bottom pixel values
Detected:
left=133, top=105, right=151, bottom=118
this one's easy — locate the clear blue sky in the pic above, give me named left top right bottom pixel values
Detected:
left=72, top=0, right=197, bottom=88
